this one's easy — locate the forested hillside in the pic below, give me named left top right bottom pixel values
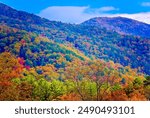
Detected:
left=0, top=3, right=150, bottom=101
left=0, top=3, right=149, bottom=75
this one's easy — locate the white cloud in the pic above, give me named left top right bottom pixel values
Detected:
left=38, top=6, right=91, bottom=23
left=96, top=6, right=119, bottom=12
left=141, top=2, right=150, bottom=7
left=85, top=6, right=119, bottom=14
left=38, top=6, right=118, bottom=24
left=38, top=6, right=150, bottom=24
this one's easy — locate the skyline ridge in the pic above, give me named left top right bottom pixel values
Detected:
left=0, top=1, right=150, bottom=24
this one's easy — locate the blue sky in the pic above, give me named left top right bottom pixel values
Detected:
left=0, top=0, right=150, bottom=24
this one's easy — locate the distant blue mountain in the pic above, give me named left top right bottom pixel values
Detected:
left=82, top=17, right=150, bottom=38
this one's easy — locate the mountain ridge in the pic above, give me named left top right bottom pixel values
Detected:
left=0, top=3, right=150, bottom=75
left=1, top=2, right=150, bottom=38
left=81, top=16, right=150, bottom=38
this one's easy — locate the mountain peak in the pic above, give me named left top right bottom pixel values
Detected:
left=82, top=16, right=149, bottom=25
left=82, top=16, right=150, bottom=37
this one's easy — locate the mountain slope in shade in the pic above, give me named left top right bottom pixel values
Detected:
left=81, top=17, right=150, bottom=38
left=0, top=3, right=60, bottom=28
left=0, top=2, right=73, bottom=34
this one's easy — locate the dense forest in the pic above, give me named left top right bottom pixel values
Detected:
left=0, top=3, right=150, bottom=101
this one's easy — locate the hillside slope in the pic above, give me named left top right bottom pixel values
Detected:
left=0, top=25, right=88, bottom=68
left=0, top=25, right=148, bottom=101
left=0, top=3, right=149, bottom=75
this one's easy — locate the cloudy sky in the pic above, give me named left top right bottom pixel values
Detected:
left=0, top=0, right=150, bottom=24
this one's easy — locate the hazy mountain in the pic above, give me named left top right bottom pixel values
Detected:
left=82, top=17, right=150, bottom=38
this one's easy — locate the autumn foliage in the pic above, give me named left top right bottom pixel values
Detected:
left=0, top=25, right=149, bottom=101
left=0, top=51, right=148, bottom=101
